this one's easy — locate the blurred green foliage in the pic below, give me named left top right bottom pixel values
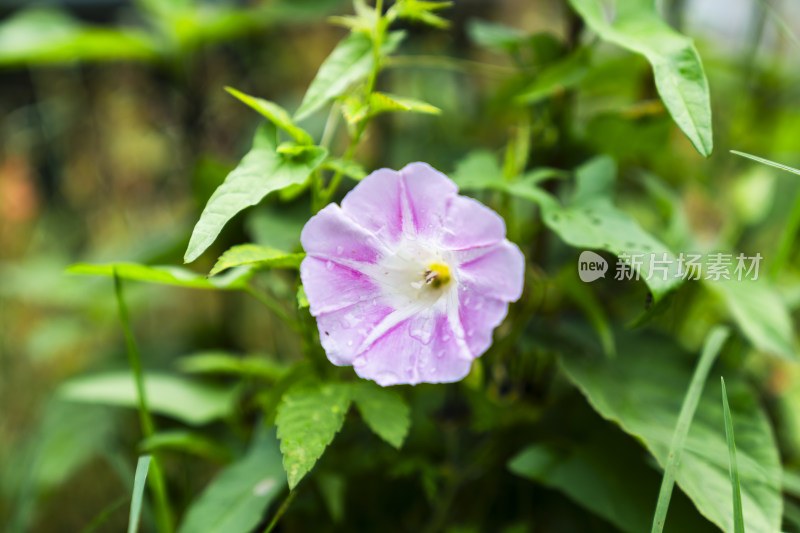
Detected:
left=2, top=1, right=800, bottom=532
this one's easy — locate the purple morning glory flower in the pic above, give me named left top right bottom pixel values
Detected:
left=300, top=162, right=525, bottom=386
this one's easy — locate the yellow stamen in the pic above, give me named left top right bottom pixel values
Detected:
left=424, top=262, right=451, bottom=289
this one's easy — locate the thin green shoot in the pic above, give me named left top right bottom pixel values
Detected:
left=113, top=270, right=174, bottom=533
left=721, top=377, right=745, bottom=533
left=650, top=326, right=730, bottom=533
left=128, top=455, right=152, bottom=533
left=730, top=150, right=800, bottom=176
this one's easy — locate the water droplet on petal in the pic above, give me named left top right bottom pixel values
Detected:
left=467, top=329, right=474, bottom=337
left=409, top=320, right=435, bottom=345
left=376, top=371, right=398, bottom=385
left=436, top=350, right=447, bottom=358
left=442, top=334, right=451, bottom=342
left=336, top=245, right=344, bottom=254
left=347, top=340, right=354, bottom=347
left=326, top=260, right=334, bottom=271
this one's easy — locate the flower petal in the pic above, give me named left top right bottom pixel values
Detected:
left=457, top=290, right=509, bottom=356
left=455, top=240, right=525, bottom=302
left=315, top=301, right=394, bottom=365
left=353, top=311, right=473, bottom=385
left=340, top=168, right=404, bottom=245
left=441, top=195, right=506, bottom=250
left=301, top=204, right=385, bottom=264
left=300, top=256, right=379, bottom=315
left=400, top=163, right=458, bottom=239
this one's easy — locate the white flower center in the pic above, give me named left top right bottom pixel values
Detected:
left=367, top=238, right=457, bottom=312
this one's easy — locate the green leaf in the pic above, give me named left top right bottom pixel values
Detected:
left=225, top=87, right=313, bottom=144
left=352, top=382, right=411, bottom=449
left=466, top=19, right=526, bottom=52
left=67, top=262, right=250, bottom=290
left=58, top=372, right=237, bottom=426
left=451, top=150, right=504, bottom=189
left=569, top=0, right=713, bottom=156
left=294, top=30, right=406, bottom=121
left=275, top=382, right=352, bottom=489
left=0, top=9, right=158, bottom=66
left=651, top=327, right=730, bottom=533
left=706, top=279, right=795, bottom=359
left=451, top=150, right=565, bottom=193
left=184, top=123, right=327, bottom=263
left=210, top=244, right=305, bottom=276
left=127, top=455, right=151, bottom=533
left=516, top=47, right=590, bottom=104
left=388, top=0, right=452, bottom=28
left=721, top=378, right=746, bottom=533
left=344, top=92, right=441, bottom=124
left=177, top=352, right=289, bottom=381
left=509, top=430, right=714, bottom=533
left=177, top=426, right=286, bottom=533
left=139, top=431, right=233, bottom=463
left=321, top=157, right=368, bottom=182
left=560, top=329, right=782, bottom=533
left=296, top=285, right=310, bottom=309
left=522, top=156, right=681, bottom=301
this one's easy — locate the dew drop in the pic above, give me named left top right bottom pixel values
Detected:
left=464, top=295, right=471, bottom=305
left=336, top=245, right=344, bottom=254
left=347, top=340, right=354, bottom=347
left=376, top=371, right=398, bottom=385
left=325, top=260, right=334, bottom=271
left=409, top=320, right=435, bottom=345
left=467, top=329, right=474, bottom=337
left=436, top=350, right=447, bottom=358
left=442, top=334, right=451, bottom=342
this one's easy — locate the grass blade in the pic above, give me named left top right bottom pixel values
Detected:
left=128, top=455, right=152, bottom=533
left=721, top=377, right=745, bottom=533
left=113, top=271, right=174, bottom=533
left=730, top=150, right=800, bottom=176
left=651, top=326, right=730, bottom=533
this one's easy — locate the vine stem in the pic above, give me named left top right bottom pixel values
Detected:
left=262, top=489, right=298, bottom=533
left=113, top=271, right=174, bottom=533
left=315, top=0, right=386, bottom=210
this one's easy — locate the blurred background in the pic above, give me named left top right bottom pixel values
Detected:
left=1, top=0, right=799, bottom=531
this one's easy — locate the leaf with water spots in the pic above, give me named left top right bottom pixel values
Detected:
left=275, top=382, right=352, bottom=489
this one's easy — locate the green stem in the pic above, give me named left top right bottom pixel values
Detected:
left=262, top=489, right=298, bottom=533
left=113, top=271, right=174, bottom=533
left=244, top=285, right=302, bottom=334
left=316, top=0, right=386, bottom=209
